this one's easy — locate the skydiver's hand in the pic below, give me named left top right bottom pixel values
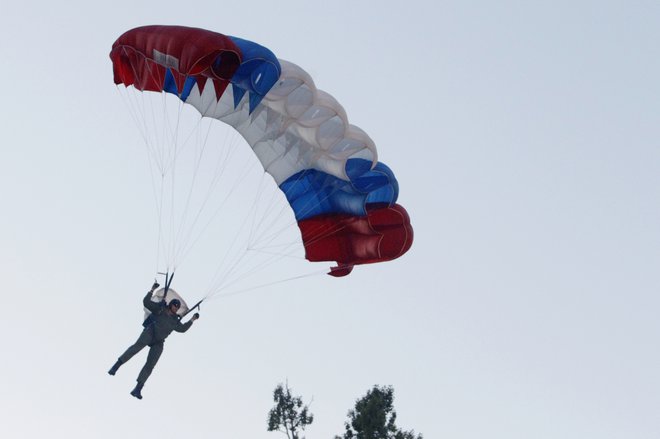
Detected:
left=192, top=313, right=200, bottom=321
left=151, top=282, right=160, bottom=291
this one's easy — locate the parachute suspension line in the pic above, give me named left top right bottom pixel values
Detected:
left=156, top=93, right=177, bottom=175
left=243, top=215, right=349, bottom=278
left=150, top=90, right=165, bottom=172
left=216, top=164, right=301, bottom=292
left=159, top=87, right=236, bottom=269
left=244, top=248, right=306, bottom=261
left=237, top=224, right=342, bottom=283
left=200, top=159, right=349, bottom=293
left=246, top=168, right=318, bottom=250
left=200, top=171, right=270, bottom=298
left=168, top=99, right=187, bottom=268
left=229, top=223, right=322, bottom=283
left=140, top=89, right=176, bottom=269
left=153, top=95, right=204, bottom=268
left=116, top=86, right=170, bottom=273
left=247, top=177, right=291, bottom=247
left=163, top=96, right=214, bottom=177
left=115, top=87, right=149, bottom=154
left=170, top=91, right=221, bottom=265
left=244, top=165, right=311, bottom=250
left=214, top=248, right=298, bottom=294
left=170, top=100, right=182, bottom=266
left=155, top=173, right=168, bottom=273
left=147, top=92, right=170, bottom=271
left=205, top=269, right=330, bottom=301
left=245, top=247, right=307, bottom=260
left=139, top=87, right=158, bottom=171
left=205, top=166, right=303, bottom=299
left=140, top=88, right=163, bottom=172
left=143, top=54, right=177, bottom=174
left=219, top=174, right=306, bottom=281
left=246, top=173, right=273, bottom=248
left=209, top=171, right=316, bottom=297
left=157, top=91, right=169, bottom=172
left=251, top=165, right=316, bottom=241
left=170, top=110, right=243, bottom=268
left=168, top=110, right=212, bottom=167
left=237, top=177, right=307, bottom=264
left=250, top=177, right=359, bottom=252
left=119, top=86, right=166, bottom=173
left=162, top=90, right=251, bottom=269
left=148, top=91, right=168, bottom=266
left=248, top=199, right=298, bottom=251
left=174, top=149, right=260, bottom=269
left=154, top=96, right=184, bottom=269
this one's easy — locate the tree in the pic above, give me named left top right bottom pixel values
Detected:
left=336, top=385, right=423, bottom=439
left=267, top=381, right=314, bottom=439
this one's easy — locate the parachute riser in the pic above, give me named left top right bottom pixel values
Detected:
left=156, top=271, right=175, bottom=302
left=182, top=299, right=203, bottom=318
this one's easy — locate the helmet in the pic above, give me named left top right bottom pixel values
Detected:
left=168, top=299, right=181, bottom=309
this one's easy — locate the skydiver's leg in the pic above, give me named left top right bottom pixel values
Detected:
left=118, top=330, right=152, bottom=364
left=136, top=341, right=164, bottom=384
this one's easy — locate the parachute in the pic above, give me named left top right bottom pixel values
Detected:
left=110, top=25, right=412, bottom=279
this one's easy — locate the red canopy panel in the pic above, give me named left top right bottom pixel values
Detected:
left=110, top=25, right=241, bottom=96
left=299, top=204, right=413, bottom=276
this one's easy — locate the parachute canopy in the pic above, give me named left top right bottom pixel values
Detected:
left=111, top=25, right=413, bottom=276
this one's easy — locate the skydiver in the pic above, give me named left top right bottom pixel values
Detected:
left=107, top=282, right=200, bottom=399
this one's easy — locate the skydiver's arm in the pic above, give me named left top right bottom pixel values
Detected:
left=174, top=320, right=194, bottom=333
left=174, top=313, right=199, bottom=333
left=143, top=291, right=160, bottom=313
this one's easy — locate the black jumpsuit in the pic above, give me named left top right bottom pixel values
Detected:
left=119, top=291, right=193, bottom=384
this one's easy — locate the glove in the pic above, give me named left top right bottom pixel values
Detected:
left=151, top=282, right=160, bottom=290
left=192, top=313, right=200, bottom=320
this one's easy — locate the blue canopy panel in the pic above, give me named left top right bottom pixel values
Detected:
left=158, top=37, right=281, bottom=111
left=228, top=36, right=281, bottom=112
left=279, top=159, right=399, bottom=221
left=162, top=69, right=198, bottom=101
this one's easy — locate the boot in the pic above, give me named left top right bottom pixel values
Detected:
left=108, top=359, right=123, bottom=376
left=130, top=381, right=144, bottom=400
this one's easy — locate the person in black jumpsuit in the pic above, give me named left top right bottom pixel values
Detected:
left=108, top=283, right=199, bottom=399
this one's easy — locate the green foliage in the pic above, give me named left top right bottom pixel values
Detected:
left=336, top=385, right=422, bottom=439
left=267, top=382, right=314, bottom=439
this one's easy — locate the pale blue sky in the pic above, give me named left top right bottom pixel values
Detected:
left=0, top=1, right=658, bottom=438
